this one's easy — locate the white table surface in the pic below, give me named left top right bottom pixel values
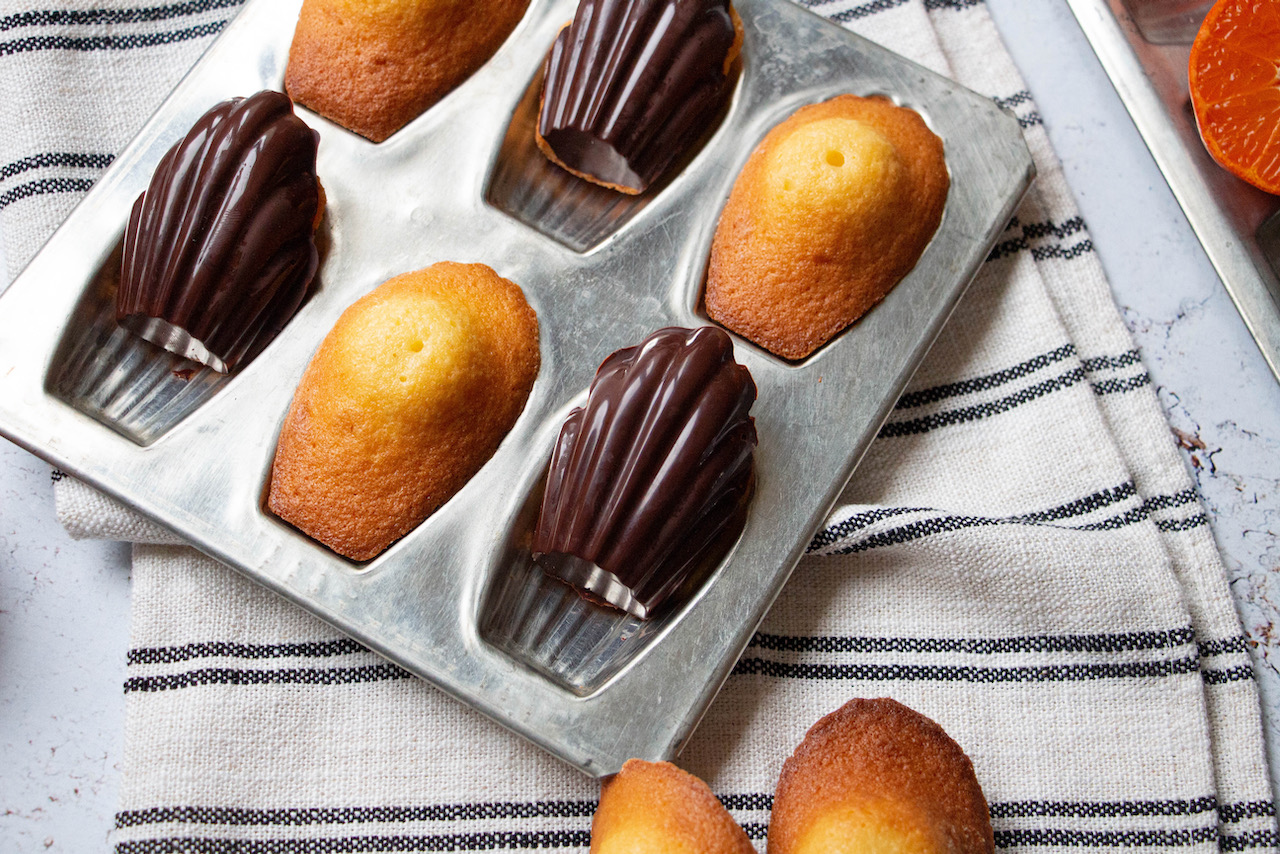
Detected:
left=2, top=0, right=1278, bottom=848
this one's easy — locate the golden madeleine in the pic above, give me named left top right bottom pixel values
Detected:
left=285, top=0, right=529, bottom=141
left=769, top=698, right=992, bottom=854
left=268, top=262, right=539, bottom=560
left=591, top=760, right=754, bottom=854
left=706, top=94, right=949, bottom=359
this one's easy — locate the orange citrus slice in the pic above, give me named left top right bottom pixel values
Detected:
left=1188, top=0, right=1280, bottom=195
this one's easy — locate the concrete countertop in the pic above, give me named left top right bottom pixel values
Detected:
left=2, top=0, right=1277, bottom=848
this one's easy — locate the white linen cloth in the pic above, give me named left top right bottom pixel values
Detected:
left=2, top=0, right=1276, bottom=850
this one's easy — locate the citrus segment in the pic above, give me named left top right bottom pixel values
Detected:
left=1188, top=0, right=1280, bottom=195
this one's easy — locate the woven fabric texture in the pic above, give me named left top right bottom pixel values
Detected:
left=1, top=0, right=1275, bottom=850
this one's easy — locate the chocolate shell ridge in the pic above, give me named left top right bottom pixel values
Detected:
left=116, top=90, right=321, bottom=373
left=532, top=326, right=757, bottom=619
left=536, top=0, right=740, bottom=193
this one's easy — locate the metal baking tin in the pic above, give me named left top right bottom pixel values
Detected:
left=0, top=0, right=1033, bottom=775
left=1067, top=0, right=1280, bottom=383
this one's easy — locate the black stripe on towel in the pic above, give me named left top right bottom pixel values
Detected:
left=125, top=651, right=1203, bottom=695
left=807, top=505, right=931, bottom=549
left=123, top=663, right=413, bottom=693
left=986, top=216, right=1095, bottom=264
left=990, top=797, right=1217, bottom=819
left=123, top=626, right=1200, bottom=674
left=1081, top=349, right=1142, bottom=372
left=1033, top=239, right=1095, bottom=263
left=925, top=0, right=986, bottom=10
left=816, top=506, right=1110, bottom=554
left=1013, top=112, right=1044, bottom=131
left=749, top=626, right=1196, bottom=656
left=115, top=830, right=593, bottom=853
left=808, top=486, right=1208, bottom=555
left=0, top=151, right=113, bottom=181
left=0, top=176, right=95, bottom=210
left=884, top=342, right=1146, bottom=429
left=1092, top=374, right=1151, bottom=396
left=1071, top=506, right=1152, bottom=532
left=990, top=90, right=1042, bottom=128
left=1017, top=215, right=1087, bottom=241
left=790, top=0, right=907, bottom=14
left=809, top=481, right=1138, bottom=551
left=1221, top=830, right=1280, bottom=851
left=0, top=20, right=227, bottom=56
left=878, top=366, right=1087, bottom=437
left=111, top=826, right=1271, bottom=853
left=128, top=638, right=369, bottom=665
left=893, top=344, right=1076, bottom=409
left=1155, top=515, right=1210, bottom=533
left=995, top=826, right=1218, bottom=847
left=1201, top=664, right=1256, bottom=685
left=991, top=797, right=1268, bottom=826
left=816, top=504, right=1191, bottom=554
left=1219, top=801, right=1278, bottom=822
left=1199, top=636, right=1251, bottom=659
left=116, top=801, right=598, bottom=828
left=828, top=0, right=912, bottom=23
left=117, top=793, right=1250, bottom=826
left=1143, top=489, right=1199, bottom=512
left=808, top=485, right=1197, bottom=556
left=719, top=793, right=774, bottom=811
left=991, top=90, right=1034, bottom=112
left=0, top=0, right=244, bottom=32
left=731, top=655, right=1199, bottom=682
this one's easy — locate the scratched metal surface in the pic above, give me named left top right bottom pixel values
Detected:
left=0, top=0, right=1032, bottom=775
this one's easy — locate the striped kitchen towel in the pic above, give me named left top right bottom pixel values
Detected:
left=3, top=0, right=1276, bottom=850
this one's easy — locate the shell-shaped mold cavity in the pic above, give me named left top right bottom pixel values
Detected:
left=535, top=0, right=741, bottom=194
left=532, top=326, right=757, bottom=619
left=116, top=90, right=321, bottom=373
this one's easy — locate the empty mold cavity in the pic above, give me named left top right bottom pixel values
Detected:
left=485, top=65, right=737, bottom=253
left=46, top=238, right=319, bottom=446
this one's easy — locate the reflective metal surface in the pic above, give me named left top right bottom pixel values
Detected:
left=1067, top=0, right=1280, bottom=383
left=0, top=0, right=1032, bottom=775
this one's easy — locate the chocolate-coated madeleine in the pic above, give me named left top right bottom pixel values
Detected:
left=532, top=326, right=756, bottom=619
left=706, top=94, right=949, bottom=360
left=269, top=262, right=539, bottom=561
left=536, top=0, right=742, bottom=193
left=591, top=759, right=755, bottom=854
left=116, top=90, right=322, bottom=373
left=770, top=698, right=993, bottom=854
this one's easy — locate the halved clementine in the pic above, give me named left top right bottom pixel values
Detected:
left=1188, top=0, right=1280, bottom=195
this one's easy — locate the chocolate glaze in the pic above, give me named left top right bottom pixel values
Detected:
left=117, top=90, right=321, bottom=373
left=537, top=0, right=738, bottom=193
left=532, top=326, right=757, bottom=619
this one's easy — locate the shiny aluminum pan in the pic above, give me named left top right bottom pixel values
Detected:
left=0, top=0, right=1032, bottom=775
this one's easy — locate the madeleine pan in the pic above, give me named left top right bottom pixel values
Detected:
left=0, top=0, right=1033, bottom=775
